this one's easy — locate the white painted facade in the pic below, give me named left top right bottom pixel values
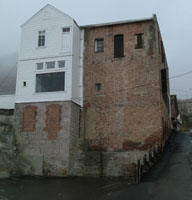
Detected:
left=15, top=4, right=83, bottom=106
left=0, top=95, right=15, bottom=109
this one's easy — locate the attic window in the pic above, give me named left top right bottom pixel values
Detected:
left=38, top=31, right=45, bottom=47
left=63, top=27, right=70, bottom=33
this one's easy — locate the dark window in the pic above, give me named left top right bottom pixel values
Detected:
left=135, top=33, right=144, bottom=49
left=114, top=35, right=124, bottom=58
left=36, top=72, right=65, bottom=93
left=161, top=69, right=167, bottom=94
left=95, top=39, right=104, bottom=52
left=161, top=68, right=169, bottom=108
left=38, top=31, right=45, bottom=47
left=23, top=81, right=26, bottom=87
left=63, top=27, right=70, bottom=33
left=161, top=41, right=165, bottom=63
left=95, top=83, right=101, bottom=91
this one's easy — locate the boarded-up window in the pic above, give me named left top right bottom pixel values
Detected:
left=36, top=72, right=65, bottom=93
left=135, top=33, right=144, bottom=49
left=44, top=104, right=62, bottom=139
left=114, top=35, right=124, bottom=58
left=22, top=105, right=37, bottom=132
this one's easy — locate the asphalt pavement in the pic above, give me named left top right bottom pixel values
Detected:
left=0, top=131, right=192, bottom=200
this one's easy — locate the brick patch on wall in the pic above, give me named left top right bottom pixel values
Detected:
left=22, top=105, right=37, bottom=132
left=44, top=104, right=62, bottom=139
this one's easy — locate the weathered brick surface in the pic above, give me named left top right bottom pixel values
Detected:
left=22, top=105, right=37, bottom=132
left=44, top=104, right=62, bottom=139
left=82, top=17, right=171, bottom=177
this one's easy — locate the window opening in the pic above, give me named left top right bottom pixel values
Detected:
left=36, top=63, right=43, bottom=70
left=46, top=62, right=55, bottom=69
left=95, top=39, right=104, bottom=52
left=114, top=35, right=124, bottom=58
left=63, top=27, right=70, bottom=33
left=58, top=61, right=65, bottom=68
left=36, top=72, right=65, bottom=93
left=135, top=33, right=144, bottom=49
left=95, top=83, right=101, bottom=91
left=38, top=31, right=45, bottom=47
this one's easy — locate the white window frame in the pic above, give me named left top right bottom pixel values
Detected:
left=45, top=61, right=55, bottom=69
left=62, top=26, right=71, bottom=34
left=57, top=60, right=65, bottom=69
left=38, top=30, right=46, bottom=47
left=36, top=62, right=44, bottom=70
left=95, top=38, right=104, bottom=52
left=34, top=60, right=67, bottom=93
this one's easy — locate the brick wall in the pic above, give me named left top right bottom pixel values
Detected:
left=82, top=18, right=170, bottom=177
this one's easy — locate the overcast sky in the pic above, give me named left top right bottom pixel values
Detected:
left=0, top=0, right=192, bottom=99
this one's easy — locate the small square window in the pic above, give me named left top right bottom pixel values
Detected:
left=63, top=27, right=70, bottom=33
left=38, top=31, right=45, bottom=47
left=95, top=83, right=101, bottom=91
left=36, top=63, right=43, bottom=70
left=46, top=62, right=55, bottom=69
left=135, top=33, right=144, bottom=49
left=95, top=39, right=104, bottom=52
left=58, top=61, right=65, bottom=68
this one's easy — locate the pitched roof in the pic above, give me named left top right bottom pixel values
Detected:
left=21, top=4, right=75, bottom=27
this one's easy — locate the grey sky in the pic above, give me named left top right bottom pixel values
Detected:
left=0, top=0, right=192, bottom=99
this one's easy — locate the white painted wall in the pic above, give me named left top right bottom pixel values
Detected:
left=71, top=23, right=81, bottom=105
left=0, top=95, right=15, bottom=109
left=16, top=4, right=82, bottom=105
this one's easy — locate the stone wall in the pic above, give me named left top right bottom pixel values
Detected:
left=0, top=109, right=14, bottom=126
left=14, top=101, right=80, bottom=176
left=0, top=110, right=30, bottom=178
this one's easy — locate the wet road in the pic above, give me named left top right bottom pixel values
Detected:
left=1, top=131, right=192, bottom=200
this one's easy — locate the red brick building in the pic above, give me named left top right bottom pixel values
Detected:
left=79, top=14, right=171, bottom=179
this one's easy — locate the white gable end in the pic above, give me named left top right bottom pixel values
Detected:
left=22, top=4, right=74, bottom=28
